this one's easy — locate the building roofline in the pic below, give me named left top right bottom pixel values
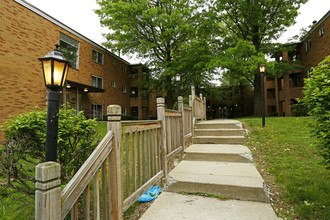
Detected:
left=301, top=10, right=330, bottom=41
left=14, top=0, right=132, bottom=65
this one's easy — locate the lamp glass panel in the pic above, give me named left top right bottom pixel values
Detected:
left=53, top=60, right=65, bottom=86
left=259, top=66, right=266, bottom=73
left=176, top=75, right=180, bottom=81
left=62, top=64, right=69, bottom=87
left=43, top=60, right=52, bottom=85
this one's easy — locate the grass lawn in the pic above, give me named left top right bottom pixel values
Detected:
left=240, top=117, right=330, bottom=219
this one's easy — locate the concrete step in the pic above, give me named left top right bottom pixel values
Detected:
left=194, top=128, right=245, bottom=136
left=193, top=136, right=245, bottom=144
left=195, top=122, right=241, bottom=130
left=140, top=192, right=277, bottom=220
left=195, top=119, right=243, bottom=130
left=184, top=144, right=253, bottom=163
left=166, top=160, right=269, bottom=203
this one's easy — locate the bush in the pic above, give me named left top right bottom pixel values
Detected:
left=0, top=104, right=100, bottom=203
left=301, top=55, right=330, bottom=166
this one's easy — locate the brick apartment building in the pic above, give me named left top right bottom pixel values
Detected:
left=0, top=0, right=157, bottom=139
left=206, top=86, right=254, bottom=119
left=264, top=10, right=330, bottom=116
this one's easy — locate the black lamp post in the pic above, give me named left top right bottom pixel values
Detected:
left=259, top=63, right=266, bottom=128
left=38, top=43, right=70, bottom=161
left=176, top=73, right=180, bottom=98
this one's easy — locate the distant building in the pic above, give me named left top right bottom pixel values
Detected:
left=264, top=10, right=330, bottom=116
left=205, top=86, right=254, bottom=119
left=0, top=0, right=157, bottom=140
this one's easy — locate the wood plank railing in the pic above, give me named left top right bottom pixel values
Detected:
left=165, top=109, right=183, bottom=159
left=61, top=131, right=114, bottom=219
left=121, top=120, right=164, bottom=212
left=35, top=86, right=206, bottom=220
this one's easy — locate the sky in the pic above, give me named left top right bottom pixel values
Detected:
left=25, top=0, right=330, bottom=64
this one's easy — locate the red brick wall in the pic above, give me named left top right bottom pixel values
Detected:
left=300, top=15, right=330, bottom=68
left=0, top=0, right=133, bottom=140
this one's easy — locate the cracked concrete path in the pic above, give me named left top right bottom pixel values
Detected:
left=140, top=119, right=277, bottom=220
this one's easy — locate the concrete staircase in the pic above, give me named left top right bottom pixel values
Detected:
left=141, top=120, right=277, bottom=220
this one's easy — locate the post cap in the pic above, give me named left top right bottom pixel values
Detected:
left=35, top=162, right=61, bottom=182
left=107, top=105, right=121, bottom=121
left=156, top=97, right=165, bottom=106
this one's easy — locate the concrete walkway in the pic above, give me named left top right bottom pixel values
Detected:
left=140, top=119, right=277, bottom=220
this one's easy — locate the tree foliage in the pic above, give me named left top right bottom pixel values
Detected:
left=300, top=55, right=330, bottom=166
left=211, top=0, right=308, bottom=115
left=95, top=0, right=217, bottom=106
left=0, top=105, right=99, bottom=204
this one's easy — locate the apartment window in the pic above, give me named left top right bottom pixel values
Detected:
left=122, top=64, right=126, bottom=73
left=149, top=94, right=152, bottom=100
left=267, top=89, right=276, bottom=99
left=91, top=104, right=102, bottom=120
left=319, top=26, right=324, bottom=36
left=131, top=87, right=138, bottom=97
left=122, top=107, right=127, bottom=115
left=306, top=39, right=311, bottom=51
left=92, top=75, right=103, bottom=89
left=60, top=33, right=79, bottom=69
left=111, top=81, right=116, bottom=88
left=112, top=59, right=116, bottom=65
left=122, top=85, right=126, bottom=93
left=92, top=49, right=103, bottom=64
left=289, top=73, right=303, bottom=87
left=307, top=69, right=313, bottom=78
left=149, top=110, right=153, bottom=117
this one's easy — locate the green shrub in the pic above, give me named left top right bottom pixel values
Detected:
left=301, top=55, right=330, bottom=166
left=0, top=104, right=100, bottom=204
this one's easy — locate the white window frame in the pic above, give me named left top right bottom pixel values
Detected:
left=319, top=26, right=324, bottom=36
left=111, top=81, right=116, bottom=88
left=92, top=49, right=103, bottom=65
left=122, top=85, right=126, bottom=93
left=122, top=107, right=127, bottom=115
left=91, top=104, right=103, bottom=120
left=122, top=64, right=126, bottom=73
left=306, top=39, right=311, bottom=51
left=60, top=33, right=80, bottom=69
left=92, top=75, right=103, bottom=89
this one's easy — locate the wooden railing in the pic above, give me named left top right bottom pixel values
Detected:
left=121, top=120, right=164, bottom=211
left=165, top=109, right=183, bottom=159
left=35, top=86, right=206, bottom=220
left=182, top=105, right=193, bottom=139
left=61, top=131, right=114, bottom=219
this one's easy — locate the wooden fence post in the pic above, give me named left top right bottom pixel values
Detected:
left=157, top=98, right=167, bottom=177
left=178, top=96, right=184, bottom=149
left=203, top=97, right=207, bottom=120
left=35, top=162, right=61, bottom=220
left=191, top=86, right=196, bottom=126
left=107, top=105, right=123, bottom=220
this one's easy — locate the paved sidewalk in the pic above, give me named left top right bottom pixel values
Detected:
left=140, top=119, right=277, bottom=220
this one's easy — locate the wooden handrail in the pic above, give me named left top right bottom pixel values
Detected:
left=61, top=131, right=114, bottom=219
left=123, top=122, right=161, bottom=133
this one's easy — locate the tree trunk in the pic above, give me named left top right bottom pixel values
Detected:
left=253, top=74, right=262, bottom=116
left=165, top=76, right=175, bottom=109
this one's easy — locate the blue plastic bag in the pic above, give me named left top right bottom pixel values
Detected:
left=138, top=186, right=161, bottom=202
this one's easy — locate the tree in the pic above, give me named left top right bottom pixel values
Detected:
left=95, top=0, right=216, bottom=107
left=212, top=0, right=308, bottom=115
